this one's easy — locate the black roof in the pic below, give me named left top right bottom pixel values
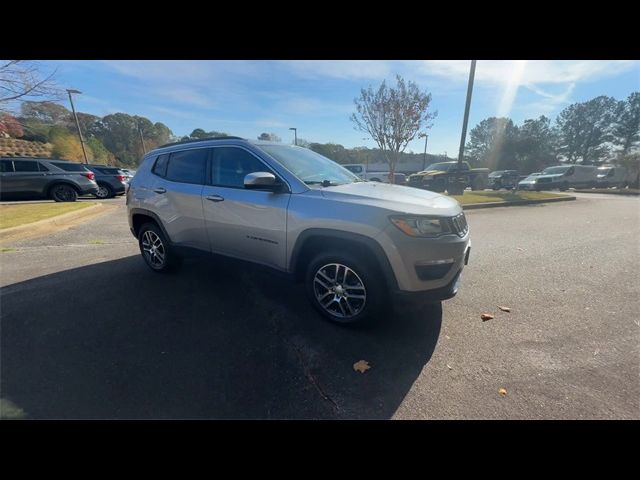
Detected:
left=157, top=136, right=245, bottom=149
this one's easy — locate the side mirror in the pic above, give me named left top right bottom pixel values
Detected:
left=244, top=171, right=278, bottom=189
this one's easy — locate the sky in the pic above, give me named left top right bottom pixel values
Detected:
left=35, top=60, right=640, bottom=155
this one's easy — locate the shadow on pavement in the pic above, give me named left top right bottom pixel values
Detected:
left=1, top=254, right=442, bottom=419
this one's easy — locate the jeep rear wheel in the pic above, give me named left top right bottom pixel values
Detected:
left=305, top=251, right=386, bottom=324
left=138, top=223, right=182, bottom=273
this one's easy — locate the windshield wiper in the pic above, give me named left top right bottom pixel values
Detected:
left=305, top=180, right=344, bottom=187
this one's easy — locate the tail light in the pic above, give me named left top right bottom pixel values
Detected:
left=83, top=172, right=95, bottom=181
left=116, top=175, right=126, bottom=182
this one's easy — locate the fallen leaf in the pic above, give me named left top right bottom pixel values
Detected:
left=481, top=313, right=494, bottom=321
left=517, top=247, right=525, bottom=251
left=353, top=360, right=371, bottom=373
left=446, top=364, right=453, bottom=370
left=499, top=388, right=507, bottom=397
left=498, top=306, right=511, bottom=312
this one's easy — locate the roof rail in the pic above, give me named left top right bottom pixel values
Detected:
left=157, top=136, right=245, bottom=149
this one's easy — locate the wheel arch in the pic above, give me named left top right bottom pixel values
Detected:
left=130, top=208, right=172, bottom=242
left=289, top=228, right=398, bottom=290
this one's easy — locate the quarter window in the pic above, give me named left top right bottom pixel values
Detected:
left=13, top=160, right=39, bottom=172
left=212, top=147, right=273, bottom=188
left=0, top=160, right=13, bottom=172
left=38, top=162, right=49, bottom=172
left=152, top=154, right=169, bottom=177
left=166, top=149, right=207, bottom=184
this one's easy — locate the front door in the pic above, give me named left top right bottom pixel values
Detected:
left=202, top=146, right=290, bottom=270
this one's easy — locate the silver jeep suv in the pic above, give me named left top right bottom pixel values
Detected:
left=126, top=137, right=470, bottom=323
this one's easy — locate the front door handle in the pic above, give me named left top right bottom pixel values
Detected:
left=205, top=194, right=224, bottom=202
left=153, top=187, right=166, bottom=194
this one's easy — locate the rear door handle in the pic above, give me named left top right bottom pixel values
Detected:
left=205, top=194, right=224, bottom=202
left=153, top=187, right=166, bottom=194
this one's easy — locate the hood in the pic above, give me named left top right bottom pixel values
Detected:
left=412, top=170, right=446, bottom=177
left=319, top=181, right=461, bottom=216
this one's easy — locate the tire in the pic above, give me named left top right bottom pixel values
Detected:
left=94, top=183, right=114, bottom=199
left=138, top=222, right=182, bottom=273
left=305, top=250, right=386, bottom=324
left=49, top=183, right=78, bottom=202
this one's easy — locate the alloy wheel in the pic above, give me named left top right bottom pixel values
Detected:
left=141, top=230, right=166, bottom=268
left=313, top=263, right=366, bottom=319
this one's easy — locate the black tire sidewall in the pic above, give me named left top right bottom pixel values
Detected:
left=51, top=184, right=77, bottom=202
left=305, top=250, right=386, bottom=324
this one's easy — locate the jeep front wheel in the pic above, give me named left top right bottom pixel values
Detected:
left=305, top=251, right=385, bottom=324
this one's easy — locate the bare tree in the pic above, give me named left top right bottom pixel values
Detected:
left=0, top=61, right=60, bottom=105
left=351, top=75, right=436, bottom=183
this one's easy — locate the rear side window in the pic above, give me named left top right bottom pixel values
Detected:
left=38, top=162, right=49, bottom=172
left=165, top=149, right=207, bottom=184
left=1, top=160, right=14, bottom=172
left=13, top=160, right=40, bottom=172
left=51, top=162, right=88, bottom=172
left=152, top=154, right=169, bottom=177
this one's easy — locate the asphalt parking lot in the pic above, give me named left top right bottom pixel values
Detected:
left=1, top=193, right=639, bottom=419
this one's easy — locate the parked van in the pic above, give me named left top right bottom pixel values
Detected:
left=596, top=166, right=629, bottom=188
left=533, top=165, right=597, bottom=191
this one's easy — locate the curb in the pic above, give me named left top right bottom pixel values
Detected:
left=0, top=203, right=114, bottom=245
left=462, top=195, right=576, bottom=210
left=573, top=189, right=640, bottom=196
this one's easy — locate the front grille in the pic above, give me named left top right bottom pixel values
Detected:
left=449, top=212, right=468, bottom=237
left=409, top=176, right=422, bottom=185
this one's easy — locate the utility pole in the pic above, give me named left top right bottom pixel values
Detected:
left=66, top=89, right=89, bottom=164
left=289, top=127, right=297, bottom=145
left=422, top=134, right=429, bottom=171
left=452, top=60, right=477, bottom=195
left=138, top=123, right=147, bottom=154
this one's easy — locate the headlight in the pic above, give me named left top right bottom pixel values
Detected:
left=390, top=216, right=451, bottom=238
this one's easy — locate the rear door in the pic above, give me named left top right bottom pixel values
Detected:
left=14, top=160, right=49, bottom=195
left=1, top=160, right=45, bottom=195
left=149, top=148, right=209, bottom=251
left=202, top=146, right=290, bottom=269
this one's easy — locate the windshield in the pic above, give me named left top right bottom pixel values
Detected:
left=489, top=171, right=505, bottom=177
left=425, top=162, right=451, bottom=171
left=542, top=166, right=570, bottom=175
left=258, top=145, right=360, bottom=186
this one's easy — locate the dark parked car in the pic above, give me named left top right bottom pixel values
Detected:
left=85, top=164, right=128, bottom=198
left=488, top=170, right=520, bottom=190
left=0, top=157, right=98, bottom=202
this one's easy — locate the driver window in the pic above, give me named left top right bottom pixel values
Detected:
left=566, top=167, right=574, bottom=176
left=212, top=147, right=274, bottom=188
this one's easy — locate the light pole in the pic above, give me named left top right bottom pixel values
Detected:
left=66, top=89, right=89, bottom=164
left=289, top=127, right=297, bottom=146
left=138, top=122, right=147, bottom=154
left=421, top=134, right=429, bottom=171
left=452, top=60, right=477, bottom=195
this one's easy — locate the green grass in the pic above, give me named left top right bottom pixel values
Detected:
left=0, top=247, right=17, bottom=252
left=450, top=190, right=568, bottom=206
left=0, top=202, right=95, bottom=229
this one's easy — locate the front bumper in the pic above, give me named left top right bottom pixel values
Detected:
left=377, top=222, right=471, bottom=293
